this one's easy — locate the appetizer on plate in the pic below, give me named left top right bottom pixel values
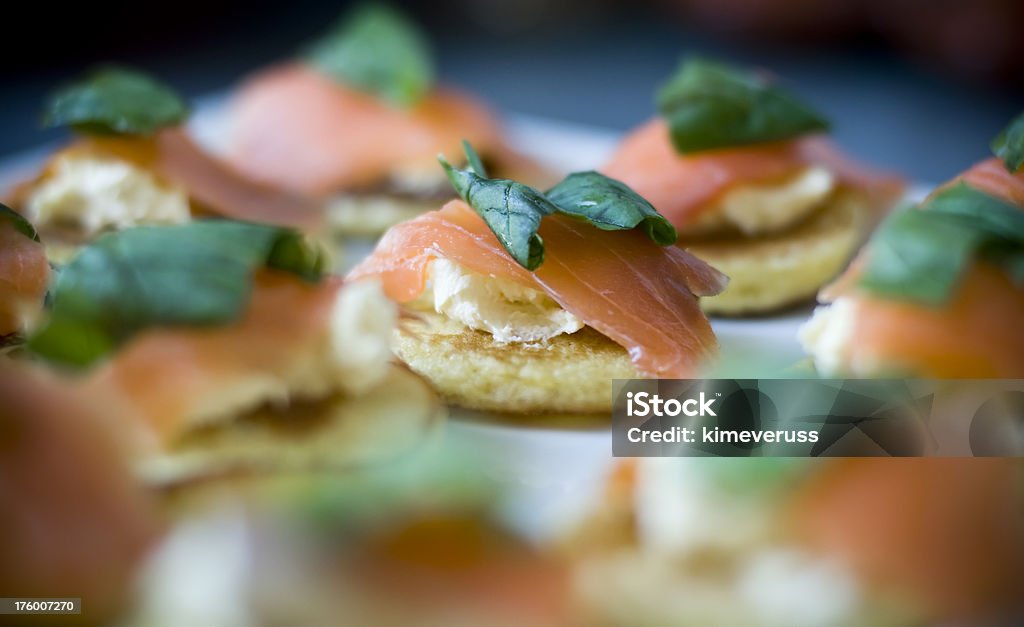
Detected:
left=801, top=112, right=1024, bottom=377
left=349, top=143, right=726, bottom=414
left=569, top=457, right=1024, bottom=625
left=0, top=364, right=161, bottom=624
left=225, top=3, right=551, bottom=237
left=7, top=67, right=323, bottom=262
left=0, top=204, right=49, bottom=342
left=131, top=448, right=579, bottom=626
left=602, top=59, right=904, bottom=315
left=24, top=220, right=441, bottom=484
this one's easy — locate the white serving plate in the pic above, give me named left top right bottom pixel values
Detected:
left=0, top=101, right=926, bottom=540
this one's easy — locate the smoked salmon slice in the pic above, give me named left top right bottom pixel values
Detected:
left=0, top=365, right=159, bottom=620
left=0, top=216, right=50, bottom=337
left=791, top=458, right=1024, bottom=620
left=348, top=200, right=727, bottom=378
left=602, top=119, right=903, bottom=228
left=227, top=64, right=504, bottom=197
left=956, top=157, right=1024, bottom=207
left=83, top=271, right=343, bottom=447
left=827, top=263, right=1024, bottom=377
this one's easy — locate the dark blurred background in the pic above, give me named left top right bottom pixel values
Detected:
left=2, top=0, right=1021, bottom=182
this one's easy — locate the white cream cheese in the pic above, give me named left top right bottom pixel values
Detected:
left=329, top=280, right=396, bottom=395
left=737, top=549, right=862, bottom=627
left=799, top=298, right=859, bottom=377
left=427, top=257, right=584, bottom=343
left=633, top=458, right=771, bottom=554
left=689, top=166, right=835, bottom=236
left=24, top=154, right=190, bottom=236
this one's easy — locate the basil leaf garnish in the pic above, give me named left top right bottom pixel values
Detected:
left=1, top=203, right=40, bottom=242
left=461, top=138, right=488, bottom=178
left=657, top=58, right=829, bottom=154
left=857, top=205, right=981, bottom=306
left=440, top=144, right=555, bottom=270
left=546, top=171, right=677, bottom=245
left=991, top=111, right=1024, bottom=173
left=43, top=66, right=189, bottom=136
left=28, top=221, right=326, bottom=368
left=305, top=3, right=434, bottom=107
left=440, top=143, right=678, bottom=270
left=858, top=183, right=1024, bottom=305
left=923, top=182, right=1024, bottom=240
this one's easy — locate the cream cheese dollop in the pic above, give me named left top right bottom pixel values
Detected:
left=799, top=298, right=860, bottom=377
left=428, top=257, right=584, bottom=343
left=24, top=154, right=191, bottom=236
left=737, top=549, right=862, bottom=627
left=688, top=166, right=835, bottom=236
left=329, top=279, right=397, bottom=394
left=633, top=457, right=771, bottom=554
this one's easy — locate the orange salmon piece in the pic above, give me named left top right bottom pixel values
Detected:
left=0, top=217, right=50, bottom=336
left=84, top=272, right=343, bottom=445
left=227, top=64, right=504, bottom=196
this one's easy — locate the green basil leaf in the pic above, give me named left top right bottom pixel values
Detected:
left=440, top=145, right=555, bottom=271
left=657, top=58, right=829, bottom=153
left=305, top=3, right=434, bottom=107
left=267, top=231, right=329, bottom=282
left=440, top=143, right=680, bottom=270
left=546, top=171, right=677, bottom=245
left=926, top=182, right=1024, bottom=240
left=461, top=139, right=488, bottom=177
left=43, top=66, right=189, bottom=136
left=991, top=111, right=1024, bottom=173
left=28, top=221, right=326, bottom=368
left=857, top=206, right=981, bottom=305
left=858, top=184, right=1024, bottom=305
left=1, top=203, right=40, bottom=242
